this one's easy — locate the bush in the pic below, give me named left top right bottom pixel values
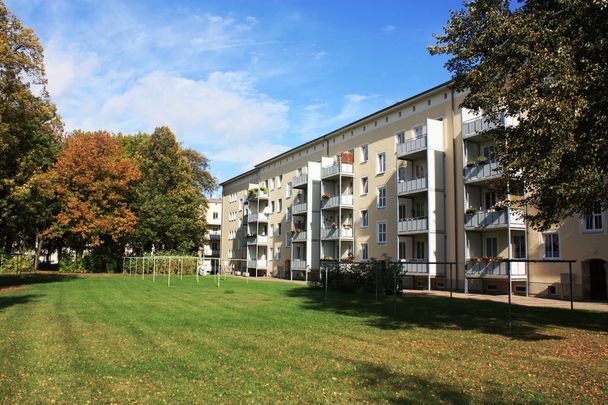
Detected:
left=0, top=255, right=34, bottom=273
left=59, top=257, right=91, bottom=273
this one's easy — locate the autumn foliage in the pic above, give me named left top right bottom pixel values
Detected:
left=42, top=131, right=140, bottom=250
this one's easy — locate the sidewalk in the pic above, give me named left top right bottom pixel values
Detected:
left=402, top=289, right=608, bottom=312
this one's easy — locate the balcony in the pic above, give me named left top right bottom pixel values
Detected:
left=398, top=262, right=429, bottom=274
left=247, top=259, right=268, bottom=269
left=208, top=233, right=221, bottom=241
left=292, top=231, right=307, bottom=242
left=463, top=161, right=502, bottom=184
left=292, top=174, right=308, bottom=189
left=291, top=259, right=307, bottom=270
left=293, top=202, right=308, bottom=215
left=396, top=136, right=427, bottom=159
left=397, top=177, right=427, bottom=196
left=398, top=217, right=428, bottom=234
left=464, top=209, right=526, bottom=230
left=462, top=115, right=504, bottom=139
left=247, top=235, right=268, bottom=245
left=321, top=194, right=354, bottom=210
left=321, top=227, right=354, bottom=240
left=204, top=249, right=220, bottom=257
left=247, top=189, right=269, bottom=202
left=465, top=261, right=526, bottom=277
left=321, top=162, right=354, bottom=179
left=248, top=212, right=268, bottom=222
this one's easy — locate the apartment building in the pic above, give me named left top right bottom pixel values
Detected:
left=202, top=198, right=221, bottom=273
left=221, top=81, right=608, bottom=301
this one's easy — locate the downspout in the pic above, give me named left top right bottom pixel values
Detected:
left=451, top=88, right=461, bottom=290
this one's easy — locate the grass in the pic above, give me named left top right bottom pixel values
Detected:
left=0, top=273, right=607, bottom=404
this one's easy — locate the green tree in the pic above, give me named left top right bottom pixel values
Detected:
left=430, top=0, right=608, bottom=229
left=0, top=0, right=63, bottom=252
left=131, top=127, right=215, bottom=253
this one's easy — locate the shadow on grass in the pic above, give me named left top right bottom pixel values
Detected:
left=0, top=294, right=42, bottom=310
left=0, top=272, right=79, bottom=291
left=286, top=287, right=608, bottom=341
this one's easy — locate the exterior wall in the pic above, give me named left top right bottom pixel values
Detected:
left=220, top=82, right=608, bottom=300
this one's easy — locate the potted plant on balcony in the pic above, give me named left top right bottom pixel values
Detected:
left=247, top=188, right=258, bottom=199
left=260, top=186, right=269, bottom=195
left=465, top=160, right=477, bottom=168
left=340, top=151, right=354, bottom=164
left=321, top=192, right=332, bottom=200
left=343, top=223, right=352, bottom=229
left=476, top=155, right=488, bottom=165
left=331, top=222, right=338, bottom=230
left=469, top=256, right=481, bottom=264
left=493, top=200, right=506, bottom=211
left=465, top=207, right=477, bottom=215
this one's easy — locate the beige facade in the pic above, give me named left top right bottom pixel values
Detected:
left=202, top=198, right=221, bottom=272
left=220, top=81, right=608, bottom=300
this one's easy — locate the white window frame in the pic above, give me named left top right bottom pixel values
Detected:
left=286, top=233, right=292, bottom=248
left=377, top=152, right=386, bottom=175
left=286, top=182, right=293, bottom=198
left=584, top=210, right=604, bottom=232
left=360, top=176, right=368, bottom=195
left=360, top=210, right=369, bottom=229
left=542, top=232, right=560, bottom=259
left=377, top=186, right=387, bottom=209
left=269, top=178, right=275, bottom=191
left=360, top=144, right=368, bottom=163
left=377, top=222, right=387, bottom=245
left=361, top=243, right=368, bottom=261
left=277, top=175, right=283, bottom=188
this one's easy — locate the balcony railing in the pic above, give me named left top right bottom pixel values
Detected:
left=291, top=259, right=307, bottom=270
left=465, top=261, right=526, bottom=277
left=247, top=189, right=269, bottom=201
left=462, top=116, right=505, bottom=139
left=247, top=235, right=268, bottom=245
left=464, top=209, right=525, bottom=230
left=398, top=217, right=428, bottom=233
left=292, top=174, right=308, bottom=188
left=321, top=228, right=354, bottom=239
left=292, top=231, right=307, bottom=242
left=293, top=202, right=308, bottom=215
left=208, top=233, right=221, bottom=240
left=397, top=177, right=427, bottom=195
left=463, top=161, right=501, bottom=183
left=321, top=163, right=354, bottom=178
left=248, top=212, right=268, bottom=222
left=321, top=194, right=354, bottom=209
left=397, top=136, right=427, bottom=158
left=399, top=262, right=429, bottom=274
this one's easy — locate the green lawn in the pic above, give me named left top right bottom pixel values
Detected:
left=0, top=274, right=606, bottom=404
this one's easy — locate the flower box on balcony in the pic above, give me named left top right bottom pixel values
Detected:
left=321, top=192, right=332, bottom=200
left=465, top=207, right=477, bottom=215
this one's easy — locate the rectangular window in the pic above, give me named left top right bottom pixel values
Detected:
left=585, top=211, right=603, bottom=231
left=269, top=178, right=275, bottom=191
left=278, top=199, right=282, bottom=213
left=361, top=243, right=368, bottom=261
left=361, top=210, right=369, bottom=228
left=486, top=237, right=498, bottom=258
left=377, top=152, right=386, bottom=174
left=414, top=126, right=424, bottom=138
left=211, top=242, right=218, bottom=250
left=396, top=130, right=405, bottom=144
left=269, top=247, right=273, bottom=261
left=398, top=204, right=406, bottom=221
left=543, top=233, right=560, bottom=258
left=398, top=166, right=406, bottom=182
left=360, top=177, right=368, bottom=195
left=415, top=240, right=425, bottom=260
left=213, top=212, right=218, bottom=220
left=377, top=222, right=387, bottom=244
left=287, top=182, right=293, bottom=198
left=277, top=223, right=282, bottom=236
left=286, top=207, right=292, bottom=222
left=513, top=235, right=526, bottom=258
left=485, top=191, right=497, bottom=210
left=377, top=186, right=387, bottom=208
left=483, top=145, right=496, bottom=163
left=286, top=234, right=291, bottom=248
left=398, top=240, right=406, bottom=260
left=275, top=247, right=281, bottom=260
left=277, top=175, right=283, bottom=188
left=270, top=201, right=275, bottom=213
left=360, top=144, right=368, bottom=163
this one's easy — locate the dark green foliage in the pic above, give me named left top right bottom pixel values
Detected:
left=430, top=0, right=608, bottom=229
left=320, top=259, right=400, bottom=294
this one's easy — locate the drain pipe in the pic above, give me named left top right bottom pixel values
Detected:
left=451, top=87, right=461, bottom=291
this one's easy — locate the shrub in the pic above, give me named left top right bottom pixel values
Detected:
left=59, top=257, right=91, bottom=273
left=0, top=255, right=34, bottom=273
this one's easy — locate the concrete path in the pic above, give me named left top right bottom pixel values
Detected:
left=402, top=289, right=608, bottom=312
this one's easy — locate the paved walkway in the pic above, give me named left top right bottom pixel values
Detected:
left=402, top=289, right=608, bottom=312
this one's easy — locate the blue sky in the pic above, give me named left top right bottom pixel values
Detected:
left=7, top=0, right=462, bottom=186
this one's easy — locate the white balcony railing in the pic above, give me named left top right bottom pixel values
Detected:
left=321, top=228, right=353, bottom=239
left=399, top=262, right=429, bottom=274
left=397, top=177, right=427, bottom=195
left=248, top=212, right=268, bottom=222
left=397, top=136, right=427, bottom=157
left=462, top=116, right=505, bottom=139
left=465, top=261, right=526, bottom=277
left=463, top=161, right=501, bottom=183
left=292, top=231, right=307, bottom=242
left=321, top=163, right=354, bottom=178
left=293, top=202, right=308, bottom=215
left=246, top=235, right=268, bottom=245
left=464, top=209, right=525, bottom=230
left=321, top=194, right=354, bottom=209
left=291, top=259, right=307, bottom=270
left=292, top=174, right=308, bottom=188
left=398, top=217, right=428, bottom=233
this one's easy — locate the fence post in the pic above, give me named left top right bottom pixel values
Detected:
left=569, top=261, right=574, bottom=310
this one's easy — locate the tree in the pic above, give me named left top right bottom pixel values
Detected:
left=131, top=127, right=214, bottom=253
left=430, top=0, right=608, bottom=229
left=0, top=0, right=63, bottom=252
left=42, top=131, right=140, bottom=259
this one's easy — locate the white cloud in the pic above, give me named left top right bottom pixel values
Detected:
left=44, top=39, right=99, bottom=99
left=211, top=142, right=290, bottom=172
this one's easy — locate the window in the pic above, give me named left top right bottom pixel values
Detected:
left=286, top=182, right=293, bottom=198
left=543, top=233, right=560, bottom=259
left=361, top=243, right=368, bottom=261
left=485, top=191, right=497, bottom=210
left=270, top=201, right=275, bottom=213
left=269, top=178, right=275, bottom=191
left=414, top=126, right=424, bottom=138
left=415, top=240, right=425, bottom=260
left=277, top=175, right=283, bottom=188
left=277, top=223, right=282, bottom=236
left=269, top=247, right=273, bottom=261
left=360, top=177, right=368, bottom=195
left=398, top=240, right=406, bottom=260
left=361, top=210, right=369, bottom=228
left=513, top=235, right=526, bottom=258
left=483, top=145, right=496, bottom=163
left=360, top=144, right=368, bottom=163
left=377, top=152, right=386, bottom=174
left=398, top=204, right=406, bottom=221
left=377, top=222, right=387, bottom=244
left=485, top=237, right=498, bottom=257
left=228, top=249, right=233, bottom=259
left=286, top=234, right=291, bottom=248
left=398, top=166, right=406, bottom=182
left=377, top=186, right=387, bottom=208
left=275, top=247, right=281, bottom=260
left=585, top=211, right=603, bottom=231
left=396, top=130, right=405, bottom=144
left=415, top=201, right=425, bottom=217
left=211, top=242, right=218, bottom=250
left=278, top=199, right=282, bottom=213
left=213, top=212, right=218, bottom=220
left=286, top=207, right=292, bottom=222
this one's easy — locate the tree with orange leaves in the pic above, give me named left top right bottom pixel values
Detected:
left=42, top=131, right=140, bottom=264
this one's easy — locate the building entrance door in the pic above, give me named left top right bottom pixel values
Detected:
left=589, top=259, right=607, bottom=300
